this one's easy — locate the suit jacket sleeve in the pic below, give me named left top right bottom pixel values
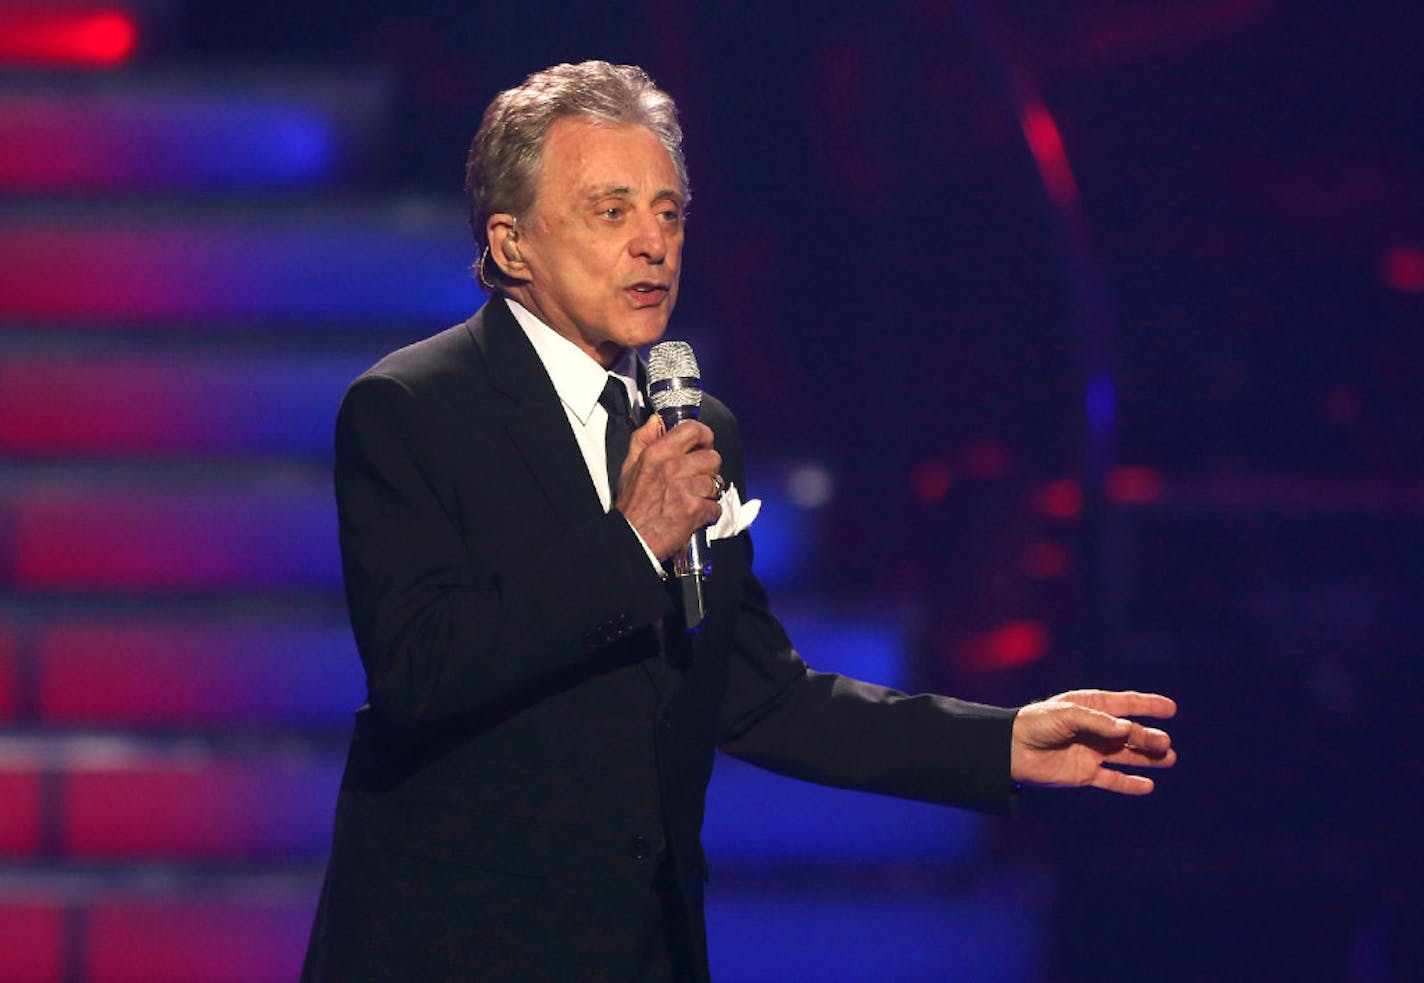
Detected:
left=707, top=408, right=1019, bottom=816
left=335, top=370, right=673, bottom=728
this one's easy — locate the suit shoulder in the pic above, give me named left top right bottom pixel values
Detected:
left=698, top=392, right=749, bottom=491
left=699, top=392, right=739, bottom=432
left=360, top=318, right=486, bottom=394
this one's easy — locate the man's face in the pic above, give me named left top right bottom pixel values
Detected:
left=506, top=116, right=685, bottom=366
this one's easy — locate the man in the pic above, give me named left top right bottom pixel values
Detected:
left=302, top=61, right=1175, bottom=981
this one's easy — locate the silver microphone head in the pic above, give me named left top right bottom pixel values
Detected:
left=647, top=341, right=703, bottom=415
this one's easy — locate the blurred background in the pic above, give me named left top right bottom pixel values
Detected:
left=1, top=0, right=1421, bottom=979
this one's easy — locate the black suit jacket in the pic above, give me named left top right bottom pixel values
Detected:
left=302, top=298, right=1018, bottom=981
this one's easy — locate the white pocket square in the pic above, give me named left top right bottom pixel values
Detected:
left=707, top=483, right=760, bottom=541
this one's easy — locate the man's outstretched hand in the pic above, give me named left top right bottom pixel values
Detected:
left=1011, top=690, right=1177, bottom=795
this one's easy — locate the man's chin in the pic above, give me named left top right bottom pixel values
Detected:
left=591, top=325, right=667, bottom=367
left=620, top=314, right=673, bottom=350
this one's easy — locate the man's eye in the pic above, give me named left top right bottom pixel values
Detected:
left=659, top=208, right=682, bottom=223
left=600, top=207, right=623, bottom=220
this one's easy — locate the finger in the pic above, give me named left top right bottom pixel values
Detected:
left=1123, top=722, right=1172, bottom=754
left=1103, top=746, right=1177, bottom=769
left=653, top=449, right=721, bottom=492
left=1058, top=704, right=1133, bottom=742
left=659, top=418, right=715, bottom=452
left=669, top=476, right=723, bottom=527
left=695, top=496, right=723, bottom=527
left=681, top=468, right=727, bottom=524
left=1058, top=690, right=1177, bottom=720
left=1090, top=767, right=1156, bottom=796
left=681, top=448, right=722, bottom=480
left=637, top=424, right=713, bottom=472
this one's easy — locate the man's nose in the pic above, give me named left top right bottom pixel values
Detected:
left=629, top=216, right=667, bottom=263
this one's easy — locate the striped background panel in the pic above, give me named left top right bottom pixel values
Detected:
left=0, top=768, right=44, bottom=855
left=0, top=209, right=481, bottom=325
left=86, top=895, right=315, bottom=983
left=35, top=619, right=362, bottom=728
left=0, top=355, right=374, bottom=457
left=0, top=74, right=386, bottom=192
left=0, top=901, right=66, bottom=983
left=0, top=623, right=17, bottom=720
left=61, top=753, right=342, bottom=860
left=6, top=480, right=340, bottom=591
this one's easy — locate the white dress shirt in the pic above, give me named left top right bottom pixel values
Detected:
left=504, top=297, right=663, bottom=571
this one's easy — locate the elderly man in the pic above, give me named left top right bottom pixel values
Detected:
left=302, top=61, right=1175, bottom=982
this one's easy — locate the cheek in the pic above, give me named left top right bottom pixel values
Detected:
left=580, top=245, right=625, bottom=281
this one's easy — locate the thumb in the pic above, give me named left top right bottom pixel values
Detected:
left=621, top=414, right=664, bottom=472
left=632, top=413, right=663, bottom=444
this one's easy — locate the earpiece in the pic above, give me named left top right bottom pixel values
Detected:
left=502, top=221, right=524, bottom=264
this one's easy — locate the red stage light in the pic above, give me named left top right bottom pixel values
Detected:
left=79, top=10, right=135, bottom=63
left=911, top=459, right=954, bottom=504
left=0, top=9, right=138, bottom=67
left=1107, top=465, right=1164, bottom=504
left=957, top=621, right=1051, bottom=672
left=1383, top=246, right=1424, bottom=293
left=1036, top=478, right=1083, bottom=520
left=1021, top=540, right=1071, bottom=579
left=1020, top=103, right=1078, bottom=206
left=962, top=439, right=1011, bottom=479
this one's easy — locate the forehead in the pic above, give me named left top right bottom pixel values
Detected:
left=535, top=116, right=681, bottom=199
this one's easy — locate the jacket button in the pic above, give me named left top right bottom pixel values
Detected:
left=628, top=835, right=651, bottom=861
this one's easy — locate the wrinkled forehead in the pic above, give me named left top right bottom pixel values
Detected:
left=533, top=116, right=684, bottom=202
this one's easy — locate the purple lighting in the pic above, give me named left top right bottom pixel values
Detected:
left=0, top=96, right=337, bottom=191
left=1086, top=372, right=1117, bottom=428
left=0, top=210, right=480, bottom=325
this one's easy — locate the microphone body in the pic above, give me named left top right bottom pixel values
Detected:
left=647, top=342, right=710, bottom=631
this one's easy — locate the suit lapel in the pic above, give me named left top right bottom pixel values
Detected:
left=467, top=298, right=605, bottom=526
left=469, top=298, right=674, bottom=698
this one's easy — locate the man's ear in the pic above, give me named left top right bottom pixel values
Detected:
left=486, top=213, right=529, bottom=282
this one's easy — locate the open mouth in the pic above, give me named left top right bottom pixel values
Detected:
left=626, top=282, right=669, bottom=305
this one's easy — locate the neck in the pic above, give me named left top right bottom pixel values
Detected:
left=501, top=288, right=623, bottom=369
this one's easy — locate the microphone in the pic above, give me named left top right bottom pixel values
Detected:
left=647, top=341, right=710, bottom=631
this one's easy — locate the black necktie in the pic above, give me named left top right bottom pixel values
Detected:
left=599, top=376, right=635, bottom=503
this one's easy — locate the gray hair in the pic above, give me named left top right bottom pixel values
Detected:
left=465, top=61, right=689, bottom=285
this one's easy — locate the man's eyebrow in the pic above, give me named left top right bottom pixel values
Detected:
left=584, top=185, right=633, bottom=201
left=583, top=185, right=684, bottom=203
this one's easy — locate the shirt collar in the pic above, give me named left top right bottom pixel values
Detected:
left=504, top=297, right=642, bottom=424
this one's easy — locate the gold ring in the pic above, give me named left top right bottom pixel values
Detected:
left=711, top=474, right=726, bottom=500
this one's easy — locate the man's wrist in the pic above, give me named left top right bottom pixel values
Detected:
left=615, top=509, right=669, bottom=580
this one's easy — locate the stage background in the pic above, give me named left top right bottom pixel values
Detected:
left=1, top=1, right=1420, bottom=979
